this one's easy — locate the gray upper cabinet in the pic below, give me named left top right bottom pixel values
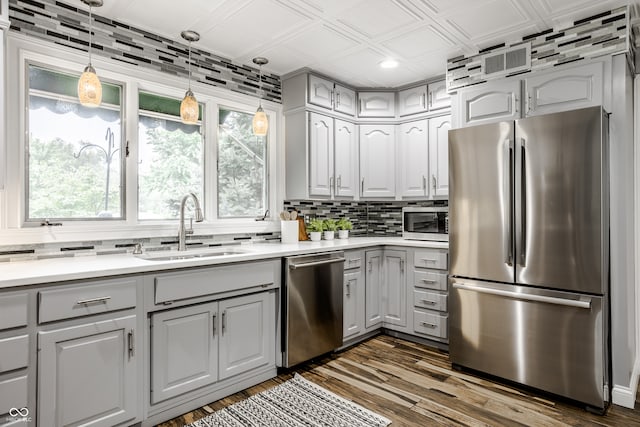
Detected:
left=38, top=315, right=138, bottom=427
left=458, top=79, right=521, bottom=127
left=524, top=61, right=603, bottom=117
left=360, top=124, right=396, bottom=198
left=358, top=92, right=396, bottom=118
left=307, top=75, right=356, bottom=116
left=428, top=115, right=451, bottom=198
left=427, top=79, right=450, bottom=111
left=398, top=85, right=427, bottom=116
left=334, top=83, right=357, bottom=116
left=399, top=119, right=429, bottom=197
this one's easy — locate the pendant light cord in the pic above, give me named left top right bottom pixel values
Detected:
left=88, top=5, right=93, bottom=66
left=187, top=41, right=192, bottom=90
left=258, top=65, right=263, bottom=108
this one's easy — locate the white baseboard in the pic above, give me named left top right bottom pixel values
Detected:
left=612, top=357, right=640, bottom=408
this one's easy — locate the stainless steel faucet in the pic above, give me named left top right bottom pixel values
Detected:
left=178, top=193, right=204, bottom=251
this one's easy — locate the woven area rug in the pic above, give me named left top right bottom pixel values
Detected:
left=187, top=374, right=392, bottom=427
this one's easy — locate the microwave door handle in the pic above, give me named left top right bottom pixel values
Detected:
left=505, top=139, right=514, bottom=266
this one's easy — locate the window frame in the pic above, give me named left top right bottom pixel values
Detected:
left=3, top=34, right=281, bottom=242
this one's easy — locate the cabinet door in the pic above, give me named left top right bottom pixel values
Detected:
left=427, top=79, right=450, bottom=111
left=334, top=84, right=356, bottom=116
left=38, top=315, right=138, bottom=427
left=458, top=79, right=521, bottom=127
left=150, top=302, right=218, bottom=404
left=219, top=292, right=274, bottom=380
left=399, top=120, right=429, bottom=197
left=334, top=119, right=357, bottom=198
left=360, top=125, right=396, bottom=198
left=308, top=75, right=334, bottom=110
left=365, top=251, right=383, bottom=328
left=343, top=270, right=364, bottom=339
left=428, top=115, right=451, bottom=198
left=398, top=85, right=427, bottom=116
left=383, top=250, right=407, bottom=327
left=358, top=92, right=396, bottom=117
left=525, top=61, right=603, bottom=117
left=308, top=112, right=334, bottom=197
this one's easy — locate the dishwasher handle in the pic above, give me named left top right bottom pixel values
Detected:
left=289, top=257, right=345, bottom=269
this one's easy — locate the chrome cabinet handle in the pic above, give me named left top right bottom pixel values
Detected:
left=420, top=299, right=437, bottom=305
left=76, top=296, right=111, bottom=305
left=336, top=92, right=341, bottom=107
left=400, top=259, right=405, bottom=273
left=222, top=311, right=226, bottom=335
left=432, top=174, right=437, bottom=192
left=368, top=260, right=373, bottom=272
left=330, top=90, right=334, bottom=106
left=337, top=175, right=342, bottom=189
left=329, top=176, right=334, bottom=194
left=421, top=93, right=426, bottom=108
left=361, top=178, right=365, bottom=195
left=428, top=92, right=433, bottom=108
left=212, top=314, right=216, bottom=337
left=513, top=93, right=519, bottom=114
left=422, top=175, right=427, bottom=194
left=421, top=278, right=437, bottom=284
left=526, top=94, right=532, bottom=115
left=346, top=280, right=353, bottom=297
left=420, top=321, right=437, bottom=328
left=127, top=329, right=135, bottom=358
left=421, top=258, right=437, bottom=263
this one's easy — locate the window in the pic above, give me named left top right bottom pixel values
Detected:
left=138, top=92, right=204, bottom=220
left=217, top=108, right=268, bottom=218
left=26, top=64, right=124, bottom=221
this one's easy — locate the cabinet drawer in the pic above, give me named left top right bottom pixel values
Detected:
left=414, top=270, right=447, bottom=291
left=414, top=310, right=448, bottom=339
left=155, top=261, right=275, bottom=304
left=0, top=335, right=29, bottom=374
left=344, top=251, right=363, bottom=270
left=414, top=290, right=447, bottom=312
left=0, top=374, right=28, bottom=415
left=414, top=249, right=448, bottom=270
left=38, top=279, right=137, bottom=323
left=0, top=294, right=28, bottom=331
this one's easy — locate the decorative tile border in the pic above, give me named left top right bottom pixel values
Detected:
left=0, top=232, right=279, bottom=262
left=8, top=0, right=282, bottom=102
left=447, top=6, right=630, bottom=91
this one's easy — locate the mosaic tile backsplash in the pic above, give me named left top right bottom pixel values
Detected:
left=8, top=0, right=282, bottom=102
left=283, top=199, right=448, bottom=237
left=447, top=7, right=630, bottom=91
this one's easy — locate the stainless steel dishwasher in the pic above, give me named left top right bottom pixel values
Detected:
left=283, top=251, right=345, bottom=367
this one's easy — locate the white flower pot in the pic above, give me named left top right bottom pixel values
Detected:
left=338, top=230, right=349, bottom=239
left=309, top=231, right=322, bottom=241
left=323, top=231, right=335, bottom=240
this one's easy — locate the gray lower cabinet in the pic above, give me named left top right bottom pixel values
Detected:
left=382, top=250, right=407, bottom=328
left=150, top=291, right=274, bottom=404
left=364, top=250, right=383, bottom=328
left=37, top=315, right=138, bottom=427
left=218, top=292, right=274, bottom=380
left=412, top=248, right=449, bottom=342
left=343, top=250, right=365, bottom=340
left=150, top=303, right=218, bottom=404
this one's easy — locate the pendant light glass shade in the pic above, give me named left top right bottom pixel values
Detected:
left=180, top=89, right=199, bottom=124
left=252, top=105, right=268, bottom=136
left=252, top=57, right=269, bottom=136
left=180, top=30, right=200, bottom=125
left=78, top=0, right=103, bottom=108
left=78, top=64, right=102, bottom=107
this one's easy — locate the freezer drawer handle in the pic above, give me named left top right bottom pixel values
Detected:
left=289, top=258, right=346, bottom=269
left=452, top=283, right=591, bottom=309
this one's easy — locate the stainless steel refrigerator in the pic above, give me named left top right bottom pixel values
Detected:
left=448, top=106, right=610, bottom=411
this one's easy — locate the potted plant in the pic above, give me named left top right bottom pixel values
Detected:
left=323, top=218, right=338, bottom=240
left=337, top=218, right=353, bottom=239
left=307, top=218, right=324, bottom=241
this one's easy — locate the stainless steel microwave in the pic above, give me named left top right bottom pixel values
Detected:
left=402, top=207, right=448, bottom=241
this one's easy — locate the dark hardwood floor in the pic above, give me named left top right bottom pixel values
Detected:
left=158, top=335, right=640, bottom=426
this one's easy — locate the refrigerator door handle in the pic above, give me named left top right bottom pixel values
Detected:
left=505, top=139, right=514, bottom=266
left=520, top=139, right=527, bottom=267
left=452, top=282, right=592, bottom=309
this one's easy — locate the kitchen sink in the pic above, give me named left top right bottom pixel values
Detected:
left=135, top=248, right=248, bottom=261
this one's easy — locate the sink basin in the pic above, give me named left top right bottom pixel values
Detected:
left=136, top=248, right=247, bottom=261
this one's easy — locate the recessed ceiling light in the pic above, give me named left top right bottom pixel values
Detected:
left=379, top=59, right=399, bottom=69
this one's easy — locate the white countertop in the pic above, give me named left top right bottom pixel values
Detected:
left=0, top=237, right=448, bottom=289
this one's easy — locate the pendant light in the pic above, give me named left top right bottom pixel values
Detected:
left=78, top=0, right=103, bottom=108
left=180, top=30, right=200, bottom=125
left=252, top=57, right=269, bottom=136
